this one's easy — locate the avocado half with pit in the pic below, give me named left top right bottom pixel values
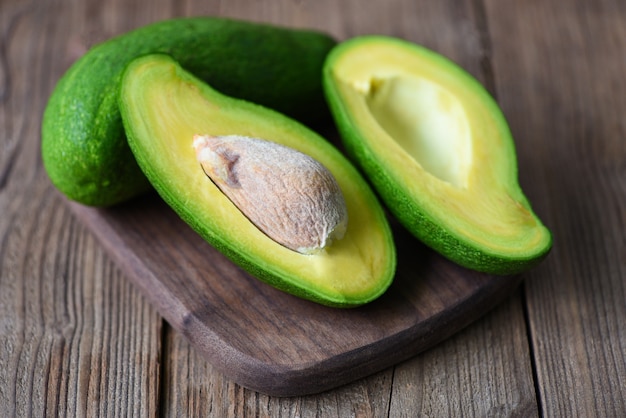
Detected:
left=118, top=54, right=396, bottom=307
left=323, top=36, right=552, bottom=275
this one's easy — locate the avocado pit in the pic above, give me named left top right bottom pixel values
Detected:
left=193, top=134, right=348, bottom=255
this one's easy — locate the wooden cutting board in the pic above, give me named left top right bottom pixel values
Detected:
left=68, top=193, right=522, bottom=397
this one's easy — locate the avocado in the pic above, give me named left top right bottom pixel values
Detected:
left=118, top=54, right=396, bottom=307
left=42, top=17, right=336, bottom=207
left=323, top=36, right=552, bottom=275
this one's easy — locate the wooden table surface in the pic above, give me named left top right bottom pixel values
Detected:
left=1, top=0, right=625, bottom=416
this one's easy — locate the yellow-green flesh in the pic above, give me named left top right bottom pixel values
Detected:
left=120, top=55, right=395, bottom=306
left=327, top=37, right=551, bottom=266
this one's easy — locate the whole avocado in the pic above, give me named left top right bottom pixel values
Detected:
left=42, top=17, right=336, bottom=207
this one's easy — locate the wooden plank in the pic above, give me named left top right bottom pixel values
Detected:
left=0, top=0, right=163, bottom=416
left=486, top=0, right=626, bottom=416
left=160, top=325, right=393, bottom=417
left=0, top=180, right=163, bottom=416
left=389, top=294, right=538, bottom=417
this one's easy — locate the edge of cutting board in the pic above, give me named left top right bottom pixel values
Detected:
left=68, top=193, right=522, bottom=396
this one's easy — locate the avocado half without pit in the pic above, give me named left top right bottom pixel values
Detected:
left=118, top=54, right=396, bottom=307
left=323, top=36, right=552, bottom=275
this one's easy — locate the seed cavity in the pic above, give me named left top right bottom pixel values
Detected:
left=365, top=75, right=472, bottom=188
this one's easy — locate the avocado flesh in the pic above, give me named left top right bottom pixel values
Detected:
left=119, top=54, right=396, bottom=307
left=324, top=36, right=552, bottom=274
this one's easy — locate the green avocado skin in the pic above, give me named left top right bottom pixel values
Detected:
left=42, top=17, right=336, bottom=207
left=323, top=36, right=552, bottom=275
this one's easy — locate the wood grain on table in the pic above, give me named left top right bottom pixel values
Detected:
left=1, top=0, right=624, bottom=416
